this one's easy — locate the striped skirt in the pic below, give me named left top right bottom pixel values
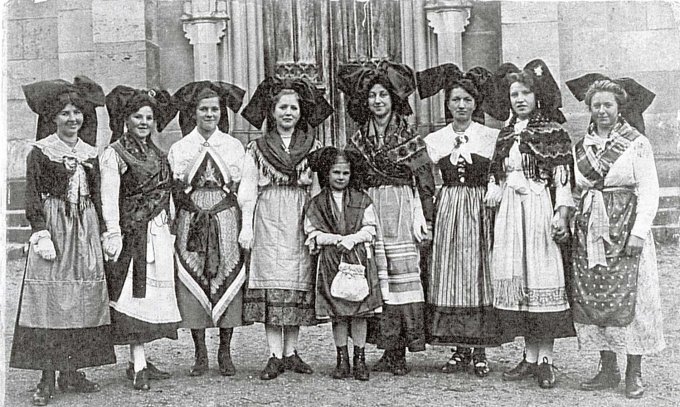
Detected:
left=426, top=185, right=500, bottom=347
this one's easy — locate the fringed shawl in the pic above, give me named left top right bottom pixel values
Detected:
left=249, top=129, right=316, bottom=186
left=348, top=114, right=430, bottom=187
left=490, top=112, right=573, bottom=187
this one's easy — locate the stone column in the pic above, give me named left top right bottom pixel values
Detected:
left=424, top=0, right=472, bottom=128
left=182, top=0, right=229, bottom=81
left=425, top=0, right=472, bottom=66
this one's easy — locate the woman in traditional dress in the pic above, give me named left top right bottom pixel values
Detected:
left=416, top=64, right=501, bottom=376
left=238, top=77, right=333, bottom=380
left=100, top=86, right=181, bottom=390
left=304, top=147, right=389, bottom=381
left=565, top=75, right=665, bottom=399
left=485, top=60, right=575, bottom=389
left=337, top=60, right=435, bottom=376
left=10, top=77, right=116, bottom=406
left=168, top=81, right=247, bottom=376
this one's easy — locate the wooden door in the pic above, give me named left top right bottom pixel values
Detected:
left=262, top=0, right=403, bottom=147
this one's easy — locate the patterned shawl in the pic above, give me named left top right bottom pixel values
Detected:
left=490, top=111, right=573, bottom=187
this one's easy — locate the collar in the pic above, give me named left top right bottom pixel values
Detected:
left=184, top=127, right=230, bottom=147
left=33, top=133, right=98, bottom=163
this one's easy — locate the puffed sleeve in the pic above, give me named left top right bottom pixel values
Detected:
left=630, top=137, right=659, bottom=238
left=414, top=162, right=435, bottom=222
left=237, top=145, right=260, bottom=230
left=25, top=148, right=47, bottom=233
left=553, top=165, right=575, bottom=209
left=99, top=147, right=124, bottom=235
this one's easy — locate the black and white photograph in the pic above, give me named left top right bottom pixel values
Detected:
left=2, top=0, right=679, bottom=406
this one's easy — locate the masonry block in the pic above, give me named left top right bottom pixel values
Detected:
left=501, top=1, right=558, bottom=24
left=23, top=18, right=59, bottom=60
left=646, top=1, right=677, bottom=30
left=58, top=9, right=94, bottom=52
left=7, top=20, right=24, bottom=61
left=8, top=0, right=57, bottom=19
left=558, top=1, right=608, bottom=31
left=559, top=28, right=610, bottom=74
left=94, top=42, right=148, bottom=90
left=58, top=51, right=96, bottom=79
left=606, top=1, right=648, bottom=32
left=58, top=0, right=93, bottom=11
left=7, top=139, right=35, bottom=179
left=92, top=0, right=146, bottom=44
left=501, top=22, right=560, bottom=76
left=7, top=59, right=59, bottom=100
left=611, top=30, right=680, bottom=72
left=7, top=100, right=37, bottom=141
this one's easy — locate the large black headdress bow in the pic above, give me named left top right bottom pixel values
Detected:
left=566, top=73, right=655, bottom=134
left=337, top=60, right=416, bottom=124
left=240, top=76, right=333, bottom=131
left=485, top=60, right=565, bottom=124
left=22, top=76, right=105, bottom=146
left=105, top=85, right=178, bottom=142
left=173, top=81, right=245, bottom=136
left=416, top=64, right=494, bottom=124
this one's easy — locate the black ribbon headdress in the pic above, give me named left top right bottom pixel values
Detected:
left=22, top=76, right=105, bottom=146
left=240, top=76, right=334, bottom=131
left=173, top=81, right=246, bottom=136
left=337, top=60, right=417, bottom=124
left=105, top=85, right=178, bottom=143
left=416, top=63, right=494, bottom=124
left=485, top=60, right=566, bottom=124
left=565, top=73, right=655, bottom=134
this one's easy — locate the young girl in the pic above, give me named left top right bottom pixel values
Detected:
left=305, top=147, right=389, bottom=381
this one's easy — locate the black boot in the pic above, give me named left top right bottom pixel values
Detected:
left=259, top=355, right=284, bottom=380
left=625, top=355, right=645, bottom=399
left=190, top=329, right=209, bottom=376
left=353, top=346, right=370, bottom=381
left=332, top=346, right=351, bottom=379
left=56, top=370, right=100, bottom=393
left=32, top=370, right=55, bottom=406
left=502, top=351, right=537, bottom=381
left=372, top=349, right=394, bottom=372
left=536, top=357, right=557, bottom=389
left=580, top=351, right=620, bottom=391
left=391, top=347, right=409, bottom=376
left=218, top=328, right=236, bottom=376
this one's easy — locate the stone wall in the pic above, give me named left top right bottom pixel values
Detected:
left=501, top=1, right=680, bottom=188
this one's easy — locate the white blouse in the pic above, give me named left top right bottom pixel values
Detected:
left=574, top=134, right=659, bottom=239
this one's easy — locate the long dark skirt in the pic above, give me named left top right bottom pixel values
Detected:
left=243, top=288, right=318, bottom=326
left=367, top=302, right=426, bottom=352
left=10, top=324, right=116, bottom=371
left=497, top=309, right=576, bottom=341
left=110, top=309, right=178, bottom=345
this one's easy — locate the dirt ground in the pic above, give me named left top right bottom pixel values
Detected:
left=3, top=244, right=679, bottom=407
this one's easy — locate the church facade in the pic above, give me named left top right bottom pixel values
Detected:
left=6, top=0, right=680, bottom=242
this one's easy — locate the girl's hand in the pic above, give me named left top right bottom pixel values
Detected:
left=412, top=207, right=428, bottom=243
left=238, top=226, right=254, bottom=250
left=625, top=235, right=645, bottom=256
left=484, top=182, right=503, bottom=208
left=336, top=237, right=355, bottom=253
left=102, top=233, right=123, bottom=262
left=35, top=236, right=57, bottom=261
left=551, top=214, right=569, bottom=243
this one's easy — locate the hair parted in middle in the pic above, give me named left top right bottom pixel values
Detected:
left=307, top=146, right=366, bottom=190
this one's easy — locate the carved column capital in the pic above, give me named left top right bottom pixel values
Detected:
left=181, top=0, right=229, bottom=45
left=425, top=0, right=472, bottom=35
left=181, top=0, right=230, bottom=80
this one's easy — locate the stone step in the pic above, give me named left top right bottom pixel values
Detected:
left=7, top=227, right=32, bottom=244
left=6, top=210, right=29, bottom=228
left=652, top=225, right=680, bottom=244
left=653, top=207, right=679, bottom=226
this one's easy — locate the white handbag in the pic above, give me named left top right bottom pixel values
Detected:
left=330, top=250, right=369, bottom=302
